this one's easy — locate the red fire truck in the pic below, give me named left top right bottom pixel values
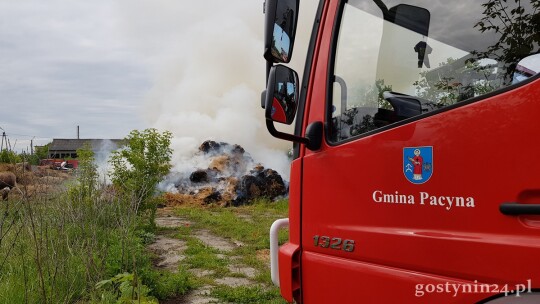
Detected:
left=263, top=0, right=540, bottom=302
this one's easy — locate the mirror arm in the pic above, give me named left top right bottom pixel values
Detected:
left=373, top=0, right=389, bottom=18
left=266, top=119, right=310, bottom=146
left=266, top=60, right=272, bottom=83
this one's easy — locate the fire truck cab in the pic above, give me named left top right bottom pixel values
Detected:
left=263, top=0, right=540, bottom=303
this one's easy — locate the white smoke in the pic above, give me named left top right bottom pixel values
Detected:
left=115, top=1, right=318, bottom=180
left=93, top=139, right=119, bottom=184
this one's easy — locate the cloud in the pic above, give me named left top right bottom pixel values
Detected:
left=0, top=0, right=148, bottom=142
left=111, top=0, right=318, bottom=177
left=0, top=0, right=318, bottom=177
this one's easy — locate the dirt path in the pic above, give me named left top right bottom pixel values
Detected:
left=150, top=207, right=261, bottom=303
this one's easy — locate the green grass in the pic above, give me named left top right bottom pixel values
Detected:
left=171, top=198, right=290, bottom=303
left=0, top=192, right=193, bottom=303
left=183, top=238, right=229, bottom=275
left=0, top=178, right=290, bottom=303
left=174, top=198, right=289, bottom=249
left=211, top=285, right=285, bottom=304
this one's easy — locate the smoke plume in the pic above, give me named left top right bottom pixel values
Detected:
left=115, top=1, right=317, bottom=180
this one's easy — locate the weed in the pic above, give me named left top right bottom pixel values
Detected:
left=96, top=272, right=158, bottom=304
left=0, top=132, right=188, bottom=303
left=169, top=198, right=290, bottom=303
left=143, top=270, right=192, bottom=300
left=211, top=285, right=287, bottom=304
left=184, top=238, right=228, bottom=275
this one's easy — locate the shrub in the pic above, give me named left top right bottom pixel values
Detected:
left=108, top=128, right=172, bottom=223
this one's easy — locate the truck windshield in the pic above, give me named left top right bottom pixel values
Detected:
left=329, top=0, right=540, bottom=142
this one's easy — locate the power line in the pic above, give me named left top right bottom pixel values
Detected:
left=7, top=132, right=50, bottom=139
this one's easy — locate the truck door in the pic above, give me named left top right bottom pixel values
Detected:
left=300, top=0, right=540, bottom=302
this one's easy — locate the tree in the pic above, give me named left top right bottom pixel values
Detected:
left=413, top=57, right=498, bottom=106
left=474, top=0, right=540, bottom=84
left=69, top=144, right=99, bottom=200
left=34, top=143, right=50, bottom=160
left=0, top=149, right=21, bottom=164
left=108, top=129, right=172, bottom=210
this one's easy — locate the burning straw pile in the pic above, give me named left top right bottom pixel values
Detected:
left=163, top=140, right=287, bottom=206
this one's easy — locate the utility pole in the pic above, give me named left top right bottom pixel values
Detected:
left=31, top=137, right=35, bottom=155
left=0, top=126, right=5, bottom=151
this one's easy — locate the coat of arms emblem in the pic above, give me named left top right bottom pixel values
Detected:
left=403, top=146, right=433, bottom=184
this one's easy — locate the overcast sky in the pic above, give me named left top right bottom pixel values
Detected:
left=0, top=1, right=314, bottom=158
left=0, top=1, right=320, bottom=179
left=1, top=1, right=148, bottom=150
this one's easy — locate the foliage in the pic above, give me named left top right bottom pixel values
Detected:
left=172, top=198, right=289, bottom=303
left=474, top=0, right=540, bottom=84
left=331, top=79, right=392, bottom=141
left=413, top=0, right=540, bottom=104
left=375, top=79, right=393, bottom=110
left=96, top=272, right=158, bottom=304
left=68, top=144, right=99, bottom=201
left=0, top=142, right=49, bottom=165
left=348, top=79, right=392, bottom=109
left=212, top=285, right=284, bottom=304
left=143, top=270, right=192, bottom=300
left=0, top=194, right=188, bottom=303
left=0, top=149, right=21, bottom=163
left=23, top=153, right=40, bottom=165
left=34, top=143, right=50, bottom=161
left=109, top=129, right=172, bottom=210
left=0, top=132, right=190, bottom=303
left=174, top=198, right=289, bottom=251
left=183, top=237, right=228, bottom=274
left=413, top=58, right=499, bottom=106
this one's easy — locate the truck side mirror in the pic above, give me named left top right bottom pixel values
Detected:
left=265, top=65, right=298, bottom=125
left=263, top=65, right=320, bottom=150
left=264, top=0, right=299, bottom=63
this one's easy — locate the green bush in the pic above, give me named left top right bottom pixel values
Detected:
left=109, top=128, right=172, bottom=205
left=96, top=272, right=158, bottom=304
left=0, top=149, right=21, bottom=163
left=0, top=129, right=187, bottom=303
left=143, top=270, right=192, bottom=300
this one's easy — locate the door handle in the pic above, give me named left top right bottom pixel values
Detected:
left=270, top=218, right=289, bottom=287
left=500, top=203, right=540, bottom=215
